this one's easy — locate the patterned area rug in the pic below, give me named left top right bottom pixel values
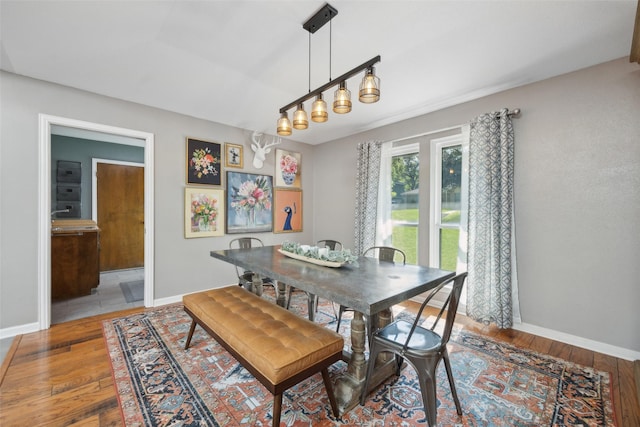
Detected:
left=103, top=288, right=616, bottom=426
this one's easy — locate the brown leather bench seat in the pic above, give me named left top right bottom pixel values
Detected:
left=183, top=285, right=344, bottom=426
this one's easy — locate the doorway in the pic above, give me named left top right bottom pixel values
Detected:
left=38, top=114, right=155, bottom=330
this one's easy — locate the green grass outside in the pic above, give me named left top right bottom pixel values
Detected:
left=390, top=208, right=459, bottom=270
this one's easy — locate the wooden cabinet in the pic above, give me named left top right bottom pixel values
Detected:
left=51, top=220, right=100, bottom=301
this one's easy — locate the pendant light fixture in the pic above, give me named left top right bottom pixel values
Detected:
left=277, top=112, right=292, bottom=136
left=311, top=94, right=328, bottom=122
left=333, top=81, right=352, bottom=114
left=292, top=103, right=309, bottom=129
left=359, top=66, right=381, bottom=103
left=276, top=3, right=381, bottom=136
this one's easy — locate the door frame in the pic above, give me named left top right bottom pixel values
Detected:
left=38, top=114, right=155, bottom=330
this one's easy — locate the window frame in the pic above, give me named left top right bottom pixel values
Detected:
left=429, top=134, right=464, bottom=269
left=378, top=141, right=420, bottom=261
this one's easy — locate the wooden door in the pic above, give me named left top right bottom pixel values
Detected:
left=97, top=163, right=144, bottom=271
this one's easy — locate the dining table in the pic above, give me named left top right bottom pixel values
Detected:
left=209, top=244, right=455, bottom=415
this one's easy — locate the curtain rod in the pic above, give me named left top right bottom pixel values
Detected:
left=386, top=107, right=521, bottom=145
left=502, top=108, right=521, bottom=118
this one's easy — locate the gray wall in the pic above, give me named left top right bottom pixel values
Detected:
left=2, top=57, right=639, bottom=356
left=0, top=70, right=314, bottom=328
left=51, top=135, right=145, bottom=218
left=313, top=58, right=640, bottom=354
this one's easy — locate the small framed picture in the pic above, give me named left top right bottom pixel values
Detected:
left=275, top=149, right=301, bottom=188
left=185, top=187, right=225, bottom=238
left=274, top=189, right=302, bottom=233
left=226, top=171, right=273, bottom=234
left=187, top=137, right=222, bottom=185
left=225, top=143, right=244, bottom=169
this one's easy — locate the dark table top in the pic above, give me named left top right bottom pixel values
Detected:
left=210, top=245, right=455, bottom=316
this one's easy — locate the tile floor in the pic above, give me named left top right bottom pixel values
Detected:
left=1, top=268, right=145, bottom=366
left=51, top=268, right=145, bottom=324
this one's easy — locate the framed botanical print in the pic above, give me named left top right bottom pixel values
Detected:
left=275, top=149, right=301, bottom=188
left=185, top=187, right=225, bottom=238
left=225, top=142, right=244, bottom=168
left=226, top=171, right=273, bottom=233
left=187, top=137, right=222, bottom=185
left=274, top=189, right=302, bottom=233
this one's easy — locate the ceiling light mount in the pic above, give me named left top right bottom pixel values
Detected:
left=277, top=3, right=381, bottom=136
left=302, top=3, right=338, bottom=34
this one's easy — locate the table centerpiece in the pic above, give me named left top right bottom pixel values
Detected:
left=279, top=241, right=358, bottom=268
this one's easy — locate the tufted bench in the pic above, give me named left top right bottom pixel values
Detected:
left=183, top=285, right=344, bottom=426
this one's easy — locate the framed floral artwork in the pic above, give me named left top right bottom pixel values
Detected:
left=274, top=189, right=302, bottom=233
left=187, top=138, right=222, bottom=185
left=275, top=149, right=301, bottom=188
left=226, top=171, right=273, bottom=233
left=185, top=187, right=225, bottom=238
left=225, top=143, right=243, bottom=169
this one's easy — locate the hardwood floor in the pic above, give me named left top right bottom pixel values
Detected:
left=1, top=302, right=638, bottom=426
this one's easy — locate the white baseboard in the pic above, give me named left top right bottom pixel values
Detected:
left=0, top=294, right=185, bottom=340
left=412, top=296, right=640, bottom=361
left=152, top=294, right=183, bottom=307
left=512, top=321, right=640, bottom=362
left=0, top=322, right=40, bottom=340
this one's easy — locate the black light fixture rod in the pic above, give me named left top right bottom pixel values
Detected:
left=279, top=55, right=381, bottom=114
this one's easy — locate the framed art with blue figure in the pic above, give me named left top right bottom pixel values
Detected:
left=226, top=171, right=273, bottom=234
left=274, top=188, right=302, bottom=233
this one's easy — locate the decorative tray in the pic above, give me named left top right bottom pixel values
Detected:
left=277, top=249, right=345, bottom=268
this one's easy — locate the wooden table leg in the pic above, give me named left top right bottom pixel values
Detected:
left=333, top=308, right=396, bottom=415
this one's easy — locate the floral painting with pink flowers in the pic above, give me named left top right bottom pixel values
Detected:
left=275, top=149, right=301, bottom=188
left=226, top=171, right=273, bottom=233
left=184, top=188, right=225, bottom=238
left=187, top=138, right=221, bottom=185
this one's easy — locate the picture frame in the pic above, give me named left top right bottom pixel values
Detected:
left=187, top=137, right=222, bottom=185
left=225, top=142, right=244, bottom=169
left=274, top=189, right=302, bottom=233
left=226, top=171, right=273, bottom=234
left=185, top=187, right=225, bottom=238
left=275, top=148, right=302, bottom=188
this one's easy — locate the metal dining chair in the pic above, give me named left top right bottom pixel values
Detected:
left=286, top=239, right=343, bottom=321
left=229, top=237, right=275, bottom=294
left=335, top=246, right=406, bottom=340
left=360, top=272, right=467, bottom=427
left=316, top=239, right=342, bottom=251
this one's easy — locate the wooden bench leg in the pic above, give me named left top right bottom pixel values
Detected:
left=184, top=319, right=197, bottom=350
left=322, top=368, right=340, bottom=419
left=272, top=393, right=283, bottom=427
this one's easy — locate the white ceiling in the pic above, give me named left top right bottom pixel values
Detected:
left=1, top=1, right=636, bottom=145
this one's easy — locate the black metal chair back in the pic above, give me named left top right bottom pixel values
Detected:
left=229, top=238, right=273, bottom=291
left=317, top=239, right=343, bottom=251
left=360, top=272, right=467, bottom=427
left=363, top=245, right=406, bottom=264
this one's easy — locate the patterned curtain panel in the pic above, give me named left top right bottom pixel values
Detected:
left=354, top=140, right=382, bottom=255
left=466, top=108, right=519, bottom=328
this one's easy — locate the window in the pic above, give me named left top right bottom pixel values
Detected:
left=378, top=142, right=419, bottom=264
left=429, top=135, right=464, bottom=271
left=378, top=130, right=468, bottom=272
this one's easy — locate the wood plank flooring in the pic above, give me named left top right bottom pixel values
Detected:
left=1, top=303, right=638, bottom=426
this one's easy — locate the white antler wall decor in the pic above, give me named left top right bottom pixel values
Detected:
left=250, top=131, right=282, bottom=169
